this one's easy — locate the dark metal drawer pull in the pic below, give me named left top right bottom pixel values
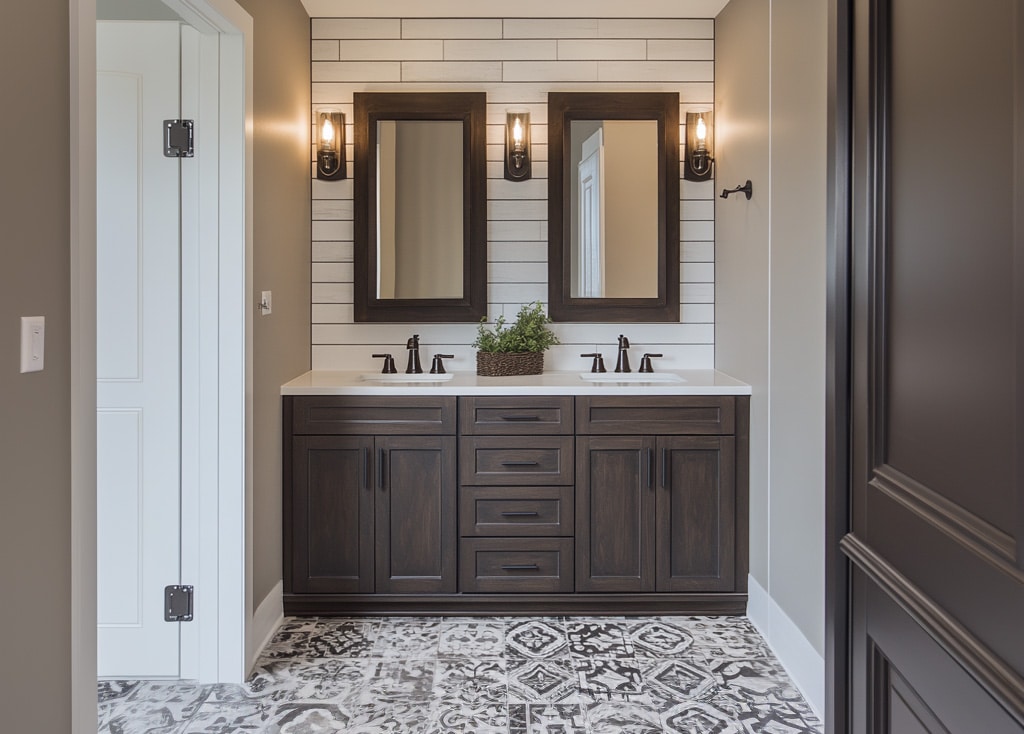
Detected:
left=501, top=564, right=540, bottom=571
left=501, top=460, right=540, bottom=467
left=501, top=511, right=540, bottom=517
left=500, top=415, right=541, bottom=421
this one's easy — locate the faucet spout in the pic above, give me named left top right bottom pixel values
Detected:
left=615, top=335, right=631, bottom=373
left=406, top=334, right=423, bottom=374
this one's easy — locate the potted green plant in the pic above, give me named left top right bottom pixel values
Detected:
left=472, top=301, right=560, bottom=376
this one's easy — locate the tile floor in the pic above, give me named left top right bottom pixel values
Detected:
left=98, top=615, right=822, bottom=733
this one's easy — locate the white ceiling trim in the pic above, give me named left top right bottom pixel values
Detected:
left=300, top=0, right=728, bottom=19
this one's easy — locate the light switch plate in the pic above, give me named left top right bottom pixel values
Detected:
left=259, top=290, right=272, bottom=315
left=20, top=316, right=45, bottom=373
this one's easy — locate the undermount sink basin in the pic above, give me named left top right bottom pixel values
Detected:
left=360, top=373, right=454, bottom=383
left=579, top=372, right=685, bottom=384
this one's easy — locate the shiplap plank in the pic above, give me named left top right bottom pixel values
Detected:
left=312, top=18, right=401, bottom=40
left=557, top=39, right=646, bottom=60
left=445, top=39, right=556, bottom=61
left=402, top=19, right=502, bottom=39
left=503, top=18, right=598, bottom=39
left=337, top=40, right=443, bottom=61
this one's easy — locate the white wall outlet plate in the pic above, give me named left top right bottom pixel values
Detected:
left=20, top=316, right=45, bottom=373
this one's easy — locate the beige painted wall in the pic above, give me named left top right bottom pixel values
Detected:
left=236, top=0, right=312, bottom=611
left=0, top=1, right=72, bottom=730
left=769, top=0, right=827, bottom=658
left=715, top=0, right=827, bottom=673
left=714, top=0, right=771, bottom=587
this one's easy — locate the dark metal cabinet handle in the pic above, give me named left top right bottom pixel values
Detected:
left=501, top=461, right=540, bottom=467
left=646, top=447, right=654, bottom=490
left=501, top=564, right=540, bottom=571
left=500, top=415, right=541, bottom=422
left=501, top=511, right=540, bottom=517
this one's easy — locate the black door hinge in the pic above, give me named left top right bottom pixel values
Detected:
left=164, top=119, right=194, bottom=158
left=164, top=585, right=194, bottom=622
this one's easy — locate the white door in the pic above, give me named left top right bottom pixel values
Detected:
left=578, top=128, right=606, bottom=298
left=97, top=21, right=183, bottom=678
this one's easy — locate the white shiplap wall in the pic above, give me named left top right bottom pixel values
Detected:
left=310, top=17, right=716, bottom=372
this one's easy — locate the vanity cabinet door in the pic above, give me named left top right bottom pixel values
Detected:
left=575, top=436, right=656, bottom=592
left=375, top=435, right=457, bottom=594
left=291, top=436, right=375, bottom=594
left=655, top=436, right=735, bottom=592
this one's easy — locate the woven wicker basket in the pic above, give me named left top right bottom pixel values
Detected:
left=476, top=351, right=544, bottom=377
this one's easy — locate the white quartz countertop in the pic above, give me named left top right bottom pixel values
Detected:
left=281, top=369, right=751, bottom=396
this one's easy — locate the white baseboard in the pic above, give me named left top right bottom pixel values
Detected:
left=746, top=574, right=825, bottom=719
left=248, top=580, right=283, bottom=675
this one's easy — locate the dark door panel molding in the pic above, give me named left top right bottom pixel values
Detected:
left=869, top=464, right=1021, bottom=579
left=842, top=534, right=1024, bottom=726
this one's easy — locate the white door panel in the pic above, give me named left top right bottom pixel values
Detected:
left=97, top=21, right=182, bottom=679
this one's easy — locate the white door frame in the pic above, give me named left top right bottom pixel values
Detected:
left=70, top=0, right=253, bottom=728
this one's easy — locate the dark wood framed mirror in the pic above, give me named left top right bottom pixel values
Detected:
left=548, top=92, right=680, bottom=322
left=354, top=92, right=487, bottom=322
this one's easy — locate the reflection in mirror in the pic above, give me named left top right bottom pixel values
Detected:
left=354, top=92, right=486, bottom=323
left=376, top=120, right=464, bottom=300
left=548, top=92, right=679, bottom=323
left=569, top=120, right=659, bottom=299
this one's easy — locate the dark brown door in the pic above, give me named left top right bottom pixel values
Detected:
left=656, top=436, right=735, bottom=592
left=575, top=435, right=656, bottom=592
left=837, top=0, right=1024, bottom=730
left=374, top=435, right=457, bottom=593
left=291, top=436, right=374, bottom=594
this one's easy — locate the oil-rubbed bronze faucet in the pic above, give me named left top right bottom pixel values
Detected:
left=406, top=334, right=423, bottom=374
left=615, top=335, right=631, bottom=373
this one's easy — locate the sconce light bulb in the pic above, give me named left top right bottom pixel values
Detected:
left=321, top=117, right=335, bottom=147
left=695, top=115, right=707, bottom=144
left=513, top=117, right=524, bottom=145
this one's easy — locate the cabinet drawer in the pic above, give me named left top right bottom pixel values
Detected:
left=459, top=436, right=574, bottom=485
left=459, top=538, right=573, bottom=593
left=459, top=396, right=573, bottom=435
left=291, top=396, right=456, bottom=435
left=459, top=486, right=574, bottom=537
left=576, top=396, right=735, bottom=435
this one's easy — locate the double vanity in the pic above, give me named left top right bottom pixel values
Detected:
left=281, top=370, right=750, bottom=616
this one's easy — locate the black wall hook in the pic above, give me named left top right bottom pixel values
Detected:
left=720, top=180, right=753, bottom=200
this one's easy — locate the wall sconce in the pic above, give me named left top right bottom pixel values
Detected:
left=504, top=110, right=531, bottom=181
left=316, top=111, right=346, bottom=180
left=683, top=111, right=714, bottom=182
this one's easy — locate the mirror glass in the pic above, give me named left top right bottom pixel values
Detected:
left=548, top=92, right=679, bottom=323
left=569, top=120, right=659, bottom=299
left=354, top=92, right=486, bottom=323
left=376, top=120, right=464, bottom=299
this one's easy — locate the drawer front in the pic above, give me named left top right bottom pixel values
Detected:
left=459, top=396, right=573, bottom=435
left=291, top=396, right=456, bottom=435
left=459, top=436, right=574, bottom=485
left=576, top=396, right=735, bottom=435
left=459, top=486, right=574, bottom=537
left=459, top=538, right=574, bottom=593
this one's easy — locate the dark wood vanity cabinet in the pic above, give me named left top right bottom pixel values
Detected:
left=576, top=435, right=735, bottom=593
left=284, top=392, right=748, bottom=615
left=286, top=397, right=457, bottom=596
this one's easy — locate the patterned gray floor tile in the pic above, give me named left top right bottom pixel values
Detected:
left=584, top=701, right=663, bottom=734
left=432, top=658, right=507, bottom=704
left=566, top=621, right=636, bottom=658
left=438, top=621, right=505, bottom=657
left=506, top=619, right=569, bottom=659
left=99, top=615, right=822, bottom=734
left=575, top=658, right=649, bottom=704
left=507, top=657, right=578, bottom=703
left=508, top=703, right=588, bottom=733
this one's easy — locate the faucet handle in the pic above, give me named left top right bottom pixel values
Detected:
left=618, top=334, right=630, bottom=348
left=580, top=353, right=607, bottom=373
left=371, top=353, right=398, bottom=374
left=430, top=354, right=455, bottom=374
left=638, top=353, right=663, bottom=373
